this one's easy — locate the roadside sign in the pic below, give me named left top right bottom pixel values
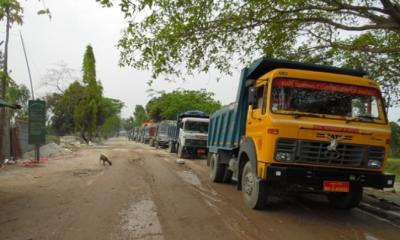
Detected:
left=28, top=100, right=46, bottom=145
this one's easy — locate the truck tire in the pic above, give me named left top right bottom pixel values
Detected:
left=328, top=187, right=363, bottom=209
left=223, top=169, right=233, bottom=183
left=168, top=141, right=175, bottom=153
left=241, top=161, right=268, bottom=209
left=209, top=154, right=226, bottom=183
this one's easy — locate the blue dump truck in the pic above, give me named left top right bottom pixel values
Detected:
left=154, top=120, right=176, bottom=148
left=208, top=57, right=395, bottom=209
left=168, top=111, right=210, bottom=158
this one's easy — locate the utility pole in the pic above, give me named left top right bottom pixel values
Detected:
left=0, top=6, right=11, bottom=163
left=20, top=32, right=35, bottom=100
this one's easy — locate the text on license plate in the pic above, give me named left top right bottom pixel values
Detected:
left=323, top=181, right=350, bottom=192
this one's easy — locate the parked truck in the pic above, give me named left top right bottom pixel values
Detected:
left=168, top=111, right=210, bottom=158
left=154, top=120, right=176, bottom=148
left=132, top=127, right=140, bottom=141
left=142, top=123, right=157, bottom=145
left=148, top=123, right=158, bottom=147
left=207, top=57, right=395, bottom=210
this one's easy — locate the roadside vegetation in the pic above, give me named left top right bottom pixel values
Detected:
left=100, top=0, right=400, bottom=109
left=46, top=45, right=124, bottom=142
left=387, top=158, right=400, bottom=181
left=123, top=89, right=221, bottom=132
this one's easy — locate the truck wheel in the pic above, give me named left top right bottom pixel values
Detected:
left=209, top=154, right=226, bottom=183
left=168, top=141, right=174, bottom=153
left=328, top=187, right=363, bottom=209
left=241, top=161, right=268, bottom=209
left=223, top=169, right=233, bottom=183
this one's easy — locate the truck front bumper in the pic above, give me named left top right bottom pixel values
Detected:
left=266, top=165, right=395, bottom=190
left=183, top=146, right=208, bottom=155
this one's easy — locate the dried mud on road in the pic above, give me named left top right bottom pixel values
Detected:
left=0, top=138, right=399, bottom=240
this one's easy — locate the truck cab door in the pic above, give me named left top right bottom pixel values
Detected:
left=247, top=83, right=268, bottom=156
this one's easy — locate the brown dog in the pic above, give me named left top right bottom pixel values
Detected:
left=99, top=154, right=112, bottom=166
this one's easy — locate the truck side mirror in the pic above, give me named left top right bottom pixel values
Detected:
left=248, top=87, right=257, bottom=106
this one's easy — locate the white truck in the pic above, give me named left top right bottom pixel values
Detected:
left=169, top=111, right=210, bottom=159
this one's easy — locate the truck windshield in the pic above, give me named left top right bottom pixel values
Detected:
left=271, top=78, right=385, bottom=123
left=184, top=121, right=209, bottom=133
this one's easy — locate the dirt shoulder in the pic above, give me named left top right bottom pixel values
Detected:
left=1, top=138, right=399, bottom=240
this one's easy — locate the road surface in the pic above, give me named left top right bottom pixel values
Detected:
left=0, top=138, right=399, bottom=240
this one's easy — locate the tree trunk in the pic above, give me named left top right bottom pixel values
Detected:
left=0, top=7, right=11, bottom=163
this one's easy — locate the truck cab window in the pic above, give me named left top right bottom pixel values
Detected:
left=256, top=85, right=265, bottom=109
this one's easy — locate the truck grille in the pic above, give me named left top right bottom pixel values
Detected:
left=185, top=139, right=207, bottom=147
left=275, top=139, right=385, bottom=168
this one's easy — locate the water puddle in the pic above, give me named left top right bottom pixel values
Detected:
left=120, top=199, right=163, bottom=239
left=364, top=233, right=379, bottom=240
left=176, top=171, right=202, bottom=188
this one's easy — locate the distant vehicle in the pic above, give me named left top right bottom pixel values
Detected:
left=137, top=126, right=145, bottom=142
left=127, top=129, right=133, bottom=141
left=148, top=123, right=158, bottom=147
left=132, top=127, right=140, bottom=141
left=118, top=130, right=127, bottom=137
left=154, top=120, right=176, bottom=148
left=208, top=57, right=395, bottom=210
left=169, top=111, right=209, bottom=159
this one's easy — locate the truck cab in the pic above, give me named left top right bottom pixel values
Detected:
left=171, top=111, right=209, bottom=158
left=208, top=57, right=395, bottom=210
left=178, top=117, right=209, bottom=158
left=155, top=120, right=176, bottom=148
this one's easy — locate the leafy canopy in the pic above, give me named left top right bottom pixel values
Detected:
left=100, top=0, right=400, bottom=105
left=390, top=121, right=400, bottom=157
left=146, top=89, right=221, bottom=121
left=132, top=105, right=149, bottom=126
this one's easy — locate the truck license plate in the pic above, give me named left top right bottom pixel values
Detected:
left=197, top=149, right=206, bottom=154
left=323, top=181, right=350, bottom=192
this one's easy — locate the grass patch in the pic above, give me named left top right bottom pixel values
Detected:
left=386, top=158, right=400, bottom=182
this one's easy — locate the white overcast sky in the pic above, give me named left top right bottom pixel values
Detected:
left=2, top=0, right=400, bottom=121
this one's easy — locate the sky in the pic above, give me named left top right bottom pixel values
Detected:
left=2, top=0, right=400, bottom=121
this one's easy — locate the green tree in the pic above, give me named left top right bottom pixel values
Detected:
left=122, top=117, right=135, bottom=131
left=0, top=0, right=49, bottom=161
left=390, top=121, right=400, bottom=157
left=7, top=79, right=30, bottom=120
left=0, top=0, right=23, bottom=162
left=74, top=45, right=103, bottom=143
left=48, top=81, right=85, bottom=136
left=133, top=105, right=149, bottom=126
left=146, top=89, right=221, bottom=121
left=98, top=97, right=124, bottom=138
left=100, top=0, right=400, bottom=105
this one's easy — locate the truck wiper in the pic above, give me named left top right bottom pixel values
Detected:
left=292, top=112, right=321, bottom=119
left=346, top=115, right=378, bottom=123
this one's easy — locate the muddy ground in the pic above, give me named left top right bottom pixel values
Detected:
left=0, top=138, right=399, bottom=240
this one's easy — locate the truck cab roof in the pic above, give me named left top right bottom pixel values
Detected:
left=246, top=57, right=367, bottom=81
left=182, top=117, right=210, bottom=123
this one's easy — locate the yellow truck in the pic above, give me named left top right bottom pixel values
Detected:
left=207, top=57, right=395, bottom=209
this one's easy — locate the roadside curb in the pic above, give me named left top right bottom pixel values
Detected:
left=358, top=202, right=400, bottom=225
left=359, top=191, right=400, bottom=225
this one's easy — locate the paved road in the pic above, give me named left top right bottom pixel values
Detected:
left=0, top=138, right=399, bottom=239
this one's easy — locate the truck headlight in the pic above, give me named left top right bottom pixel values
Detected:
left=367, top=160, right=382, bottom=169
left=275, top=152, right=293, bottom=162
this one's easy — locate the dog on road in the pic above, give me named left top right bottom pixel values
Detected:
left=99, top=154, right=112, bottom=166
